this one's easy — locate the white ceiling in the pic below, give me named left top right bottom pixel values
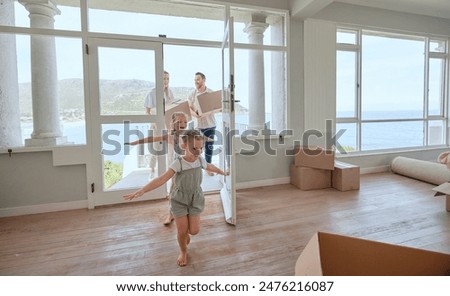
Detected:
left=290, top=0, right=450, bottom=20
left=336, top=0, right=450, bottom=19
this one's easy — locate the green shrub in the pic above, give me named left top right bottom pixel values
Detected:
left=104, top=160, right=123, bottom=189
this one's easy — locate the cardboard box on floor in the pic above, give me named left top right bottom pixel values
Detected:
left=332, top=161, right=360, bottom=191
left=164, top=100, right=192, bottom=128
left=432, top=182, right=450, bottom=212
left=295, top=232, right=450, bottom=276
left=294, top=146, right=335, bottom=170
left=290, top=164, right=331, bottom=190
left=194, top=90, right=222, bottom=116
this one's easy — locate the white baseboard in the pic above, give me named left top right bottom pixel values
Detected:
left=236, top=166, right=391, bottom=190
left=0, top=200, right=88, bottom=218
left=237, top=177, right=290, bottom=190
left=360, top=165, right=390, bottom=174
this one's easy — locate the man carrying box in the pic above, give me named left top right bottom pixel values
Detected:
left=187, top=72, right=220, bottom=176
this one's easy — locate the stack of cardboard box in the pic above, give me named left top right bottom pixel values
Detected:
left=290, top=146, right=334, bottom=190
left=290, top=146, right=360, bottom=191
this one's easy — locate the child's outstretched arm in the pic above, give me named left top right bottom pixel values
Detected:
left=123, top=169, right=175, bottom=200
left=125, top=135, right=168, bottom=145
left=206, top=163, right=229, bottom=176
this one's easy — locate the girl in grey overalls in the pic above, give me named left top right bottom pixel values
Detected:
left=125, top=112, right=188, bottom=225
left=124, top=129, right=228, bottom=266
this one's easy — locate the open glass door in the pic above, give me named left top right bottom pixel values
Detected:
left=88, top=38, right=166, bottom=207
left=220, top=18, right=237, bottom=225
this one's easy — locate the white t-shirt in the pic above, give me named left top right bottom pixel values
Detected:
left=144, top=87, right=175, bottom=114
left=169, top=156, right=208, bottom=173
left=187, top=87, right=216, bottom=129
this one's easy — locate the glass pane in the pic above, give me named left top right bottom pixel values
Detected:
left=14, top=35, right=86, bottom=145
left=163, top=44, right=222, bottom=165
left=233, top=49, right=285, bottom=134
left=362, top=121, right=424, bottom=150
left=88, top=0, right=224, bottom=41
left=429, top=39, right=446, bottom=53
left=428, top=58, right=445, bottom=116
left=361, top=34, right=425, bottom=120
left=14, top=1, right=81, bottom=31
left=102, top=123, right=157, bottom=191
left=98, top=47, right=156, bottom=116
left=234, top=48, right=250, bottom=133
left=231, top=7, right=286, bottom=46
left=428, top=120, right=445, bottom=145
left=336, top=123, right=358, bottom=153
left=337, top=29, right=357, bottom=44
left=56, top=37, right=85, bottom=144
left=16, top=34, right=31, bottom=146
left=337, top=51, right=357, bottom=118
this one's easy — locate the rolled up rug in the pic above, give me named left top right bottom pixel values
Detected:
left=391, top=156, right=450, bottom=185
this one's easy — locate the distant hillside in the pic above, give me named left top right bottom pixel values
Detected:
left=19, top=79, right=247, bottom=117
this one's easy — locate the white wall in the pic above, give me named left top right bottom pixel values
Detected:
left=0, top=151, right=87, bottom=215
left=303, top=19, right=336, bottom=148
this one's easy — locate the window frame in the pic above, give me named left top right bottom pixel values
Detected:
left=336, top=27, right=449, bottom=153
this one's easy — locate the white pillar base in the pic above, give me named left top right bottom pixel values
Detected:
left=248, top=124, right=266, bottom=131
left=25, top=136, right=67, bottom=147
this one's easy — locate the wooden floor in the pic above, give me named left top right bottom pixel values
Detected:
left=0, top=172, right=449, bottom=276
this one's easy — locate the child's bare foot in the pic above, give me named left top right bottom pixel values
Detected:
left=186, top=234, right=191, bottom=245
left=177, top=251, right=187, bottom=266
left=163, top=215, right=174, bottom=226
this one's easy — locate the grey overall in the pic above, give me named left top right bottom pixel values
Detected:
left=170, top=157, right=205, bottom=217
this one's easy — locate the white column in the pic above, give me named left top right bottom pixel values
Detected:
left=244, top=15, right=268, bottom=131
left=20, top=0, right=67, bottom=146
left=0, top=0, right=22, bottom=147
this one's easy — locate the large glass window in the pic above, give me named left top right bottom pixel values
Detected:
left=0, top=0, right=288, bottom=148
left=337, top=28, right=448, bottom=152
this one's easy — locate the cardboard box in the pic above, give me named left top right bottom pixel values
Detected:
left=295, top=232, right=450, bottom=276
left=332, top=161, right=360, bottom=191
left=290, top=164, right=331, bottom=190
left=165, top=100, right=192, bottom=128
left=432, top=182, right=450, bottom=212
left=294, top=146, right=335, bottom=170
left=194, top=90, right=222, bottom=116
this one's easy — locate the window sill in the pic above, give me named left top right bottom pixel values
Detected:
left=336, top=145, right=449, bottom=158
left=0, top=144, right=89, bottom=166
